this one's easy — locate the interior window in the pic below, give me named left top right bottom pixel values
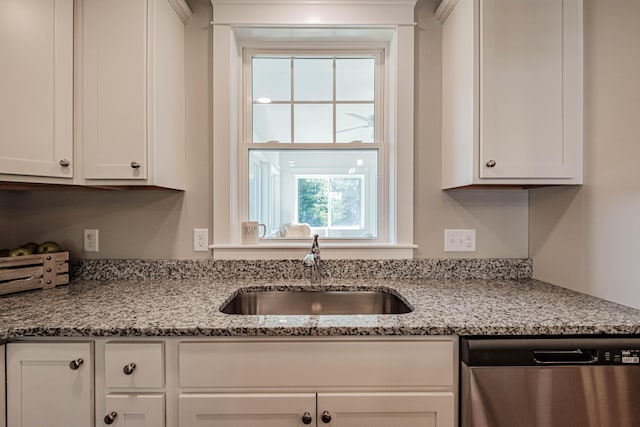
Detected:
left=246, top=52, right=383, bottom=239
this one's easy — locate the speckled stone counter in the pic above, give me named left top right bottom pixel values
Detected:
left=1, top=276, right=640, bottom=340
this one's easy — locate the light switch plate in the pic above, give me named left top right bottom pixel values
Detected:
left=444, top=229, right=476, bottom=252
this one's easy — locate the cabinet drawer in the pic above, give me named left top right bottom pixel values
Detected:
left=105, top=342, right=164, bottom=388
left=179, top=338, right=454, bottom=389
left=104, top=393, right=165, bottom=426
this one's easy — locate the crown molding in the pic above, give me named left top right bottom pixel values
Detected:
left=434, top=0, right=458, bottom=24
left=168, top=0, right=192, bottom=24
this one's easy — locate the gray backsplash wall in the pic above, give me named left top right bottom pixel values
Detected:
left=1, top=0, right=529, bottom=260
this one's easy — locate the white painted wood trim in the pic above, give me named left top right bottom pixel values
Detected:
left=211, top=245, right=416, bottom=260
left=210, top=0, right=417, bottom=26
left=435, top=0, right=459, bottom=24
left=167, top=0, right=192, bottom=24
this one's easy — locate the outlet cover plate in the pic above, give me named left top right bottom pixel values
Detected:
left=444, top=229, right=476, bottom=252
left=194, top=228, right=209, bottom=252
left=84, top=229, right=99, bottom=252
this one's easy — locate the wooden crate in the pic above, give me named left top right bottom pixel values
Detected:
left=0, top=251, right=69, bottom=295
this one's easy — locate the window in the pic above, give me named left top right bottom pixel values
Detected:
left=211, top=0, right=416, bottom=258
left=248, top=149, right=378, bottom=238
left=245, top=52, right=383, bottom=239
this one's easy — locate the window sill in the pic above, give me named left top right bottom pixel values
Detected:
left=209, top=243, right=417, bottom=260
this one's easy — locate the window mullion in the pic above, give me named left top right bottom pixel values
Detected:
left=290, top=56, right=295, bottom=143
left=333, top=57, right=337, bottom=144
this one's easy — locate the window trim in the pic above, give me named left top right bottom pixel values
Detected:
left=210, top=0, right=416, bottom=259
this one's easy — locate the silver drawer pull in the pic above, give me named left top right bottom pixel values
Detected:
left=123, top=362, right=137, bottom=375
left=486, top=159, right=496, bottom=168
left=130, top=161, right=141, bottom=169
left=69, top=358, right=84, bottom=370
left=59, top=159, right=70, bottom=167
left=104, top=411, right=117, bottom=424
left=302, top=412, right=312, bottom=424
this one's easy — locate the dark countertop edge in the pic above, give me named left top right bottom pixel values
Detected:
left=3, top=325, right=640, bottom=340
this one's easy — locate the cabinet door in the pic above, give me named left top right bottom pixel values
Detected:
left=103, top=394, right=164, bottom=427
left=480, top=0, right=581, bottom=179
left=0, top=0, right=73, bottom=179
left=6, top=342, right=93, bottom=427
left=82, top=0, right=147, bottom=179
left=1, top=345, right=5, bottom=427
left=178, top=393, right=316, bottom=427
left=317, top=392, right=455, bottom=427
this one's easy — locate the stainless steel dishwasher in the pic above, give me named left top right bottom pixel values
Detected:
left=461, top=337, right=640, bottom=427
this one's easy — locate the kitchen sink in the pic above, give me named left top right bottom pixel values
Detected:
left=220, top=289, right=413, bottom=315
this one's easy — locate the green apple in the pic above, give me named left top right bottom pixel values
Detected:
left=20, top=242, right=39, bottom=253
left=9, top=247, right=33, bottom=256
left=37, top=241, right=62, bottom=254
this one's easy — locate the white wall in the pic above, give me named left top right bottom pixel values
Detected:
left=0, top=0, right=529, bottom=260
left=530, top=0, right=640, bottom=308
left=1, top=0, right=213, bottom=260
left=413, top=0, right=529, bottom=258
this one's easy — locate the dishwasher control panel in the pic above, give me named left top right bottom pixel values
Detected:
left=603, top=349, right=640, bottom=364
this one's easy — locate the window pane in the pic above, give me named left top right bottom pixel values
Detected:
left=330, top=177, right=362, bottom=227
left=298, top=178, right=328, bottom=226
left=248, top=149, right=378, bottom=239
left=336, top=58, right=375, bottom=101
left=253, top=57, right=290, bottom=102
left=294, top=58, right=332, bottom=101
left=336, top=104, right=375, bottom=143
left=253, top=104, right=291, bottom=143
left=294, top=104, right=333, bottom=143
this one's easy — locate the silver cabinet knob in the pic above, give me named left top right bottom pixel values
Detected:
left=104, top=412, right=117, bottom=424
left=69, top=358, right=84, bottom=370
left=321, top=410, right=332, bottom=423
left=130, top=161, right=141, bottom=169
left=123, top=362, right=136, bottom=375
left=59, top=159, right=70, bottom=167
left=302, top=412, right=312, bottom=425
left=486, top=160, right=496, bottom=168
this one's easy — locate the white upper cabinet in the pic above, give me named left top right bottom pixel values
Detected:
left=80, top=0, right=190, bottom=189
left=438, top=0, right=583, bottom=188
left=0, top=0, right=73, bottom=181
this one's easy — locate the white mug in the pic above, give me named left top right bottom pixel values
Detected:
left=241, top=221, right=266, bottom=244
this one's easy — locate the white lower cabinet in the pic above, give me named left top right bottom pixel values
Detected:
left=103, top=394, right=164, bottom=426
left=101, top=342, right=166, bottom=426
left=6, top=342, right=93, bottom=427
left=318, top=392, right=454, bottom=427
left=3, top=337, right=457, bottom=427
left=178, top=392, right=454, bottom=427
left=178, top=393, right=316, bottom=426
left=177, top=338, right=456, bottom=427
left=1, top=345, right=5, bottom=427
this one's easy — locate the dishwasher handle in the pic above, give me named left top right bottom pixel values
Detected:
left=533, top=349, right=598, bottom=364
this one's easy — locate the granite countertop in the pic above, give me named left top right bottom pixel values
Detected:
left=1, top=277, right=640, bottom=339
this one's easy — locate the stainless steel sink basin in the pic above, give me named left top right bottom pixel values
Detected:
left=220, top=290, right=413, bottom=315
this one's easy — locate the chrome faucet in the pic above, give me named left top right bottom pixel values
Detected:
left=302, top=234, right=321, bottom=283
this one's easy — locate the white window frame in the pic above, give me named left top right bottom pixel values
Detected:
left=210, top=0, right=416, bottom=259
left=242, top=48, right=386, bottom=242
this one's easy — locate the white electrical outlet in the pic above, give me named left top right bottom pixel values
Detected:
left=84, top=229, right=99, bottom=252
left=444, top=229, right=476, bottom=252
left=194, top=228, right=209, bottom=252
